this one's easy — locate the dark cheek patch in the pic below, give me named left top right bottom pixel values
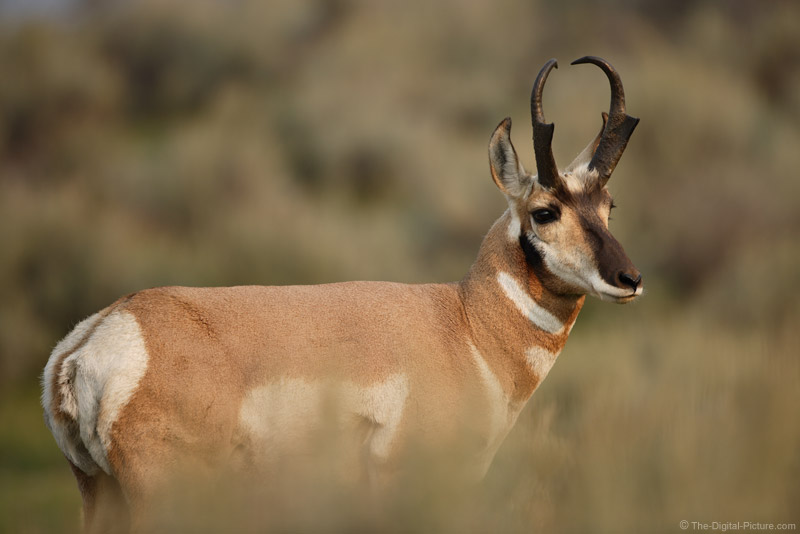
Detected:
left=518, top=232, right=584, bottom=296
left=519, top=233, right=544, bottom=272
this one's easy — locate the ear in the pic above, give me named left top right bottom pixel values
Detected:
left=489, top=118, right=530, bottom=199
left=565, top=112, right=608, bottom=174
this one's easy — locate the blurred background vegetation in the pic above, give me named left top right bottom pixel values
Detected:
left=1, top=0, right=798, bottom=532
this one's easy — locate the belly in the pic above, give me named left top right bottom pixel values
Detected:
left=232, top=374, right=411, bottom=477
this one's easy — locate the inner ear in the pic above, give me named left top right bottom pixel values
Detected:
left=489, top=118, right=530, bottom=199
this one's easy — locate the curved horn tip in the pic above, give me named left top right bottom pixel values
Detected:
left=532, top=59, right=559, bottom=95
left=541, top=57, right=558, bottom=70
left=535, top=58, right=559, bottom=80
left=570, top=56, right=623, bottom=87
left=571, top=55, right=608, bottom=67
left=543, top=59, right=558, bottom=77
left=531, top=59, right=560, bottom=121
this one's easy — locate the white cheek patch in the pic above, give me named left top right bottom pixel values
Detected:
left=537, top=236, right=643, bottom=301
left=496, top=271, right=564, bottom=334
left=537, top=236, right=595, bottom=291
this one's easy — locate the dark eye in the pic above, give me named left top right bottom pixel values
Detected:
left=531, top=208, right=559, bottom=224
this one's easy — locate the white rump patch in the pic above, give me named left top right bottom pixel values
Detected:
left=44, top=311, right=149, bottom=475
left=81, top=311, right=149, bottom=474
left=43, top=312, right=104, bottom=421
left=496, top=271, right=564, bottom=334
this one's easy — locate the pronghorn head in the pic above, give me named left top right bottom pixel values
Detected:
left=489, top=56, right=642, bottom=303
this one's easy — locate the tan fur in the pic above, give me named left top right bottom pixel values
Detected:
left=45, top=212, right=587, bottom=528
left=43, top=96, right=641, bottom=532
left=105, top=227, right=573, bottom=485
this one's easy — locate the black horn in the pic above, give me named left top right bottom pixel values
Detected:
left=531, top=59, right=560, bottom=189
left=571, top=56, right=639, bottom=183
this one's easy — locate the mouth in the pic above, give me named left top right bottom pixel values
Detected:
left=594, top=286, right=643, bottom=304
left=612, top=293, right=639, bottom=304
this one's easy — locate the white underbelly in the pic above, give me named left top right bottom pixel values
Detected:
left=234, top=374, right=410, bottom=473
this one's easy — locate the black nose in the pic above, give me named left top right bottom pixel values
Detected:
left=618, top=271, right=642, bottom=291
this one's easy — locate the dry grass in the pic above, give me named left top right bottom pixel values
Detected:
left=5, top=306, right=797, bottom=533
left=1, top=0, right=799, bottom=532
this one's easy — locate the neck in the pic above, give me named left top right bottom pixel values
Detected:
left=458, top=210, right=585, bottom=404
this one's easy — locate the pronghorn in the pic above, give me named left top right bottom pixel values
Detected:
left=43, top=56, right=641, bottom=532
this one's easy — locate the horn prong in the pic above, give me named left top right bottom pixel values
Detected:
left=571, top=56, right=639, bottom=183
